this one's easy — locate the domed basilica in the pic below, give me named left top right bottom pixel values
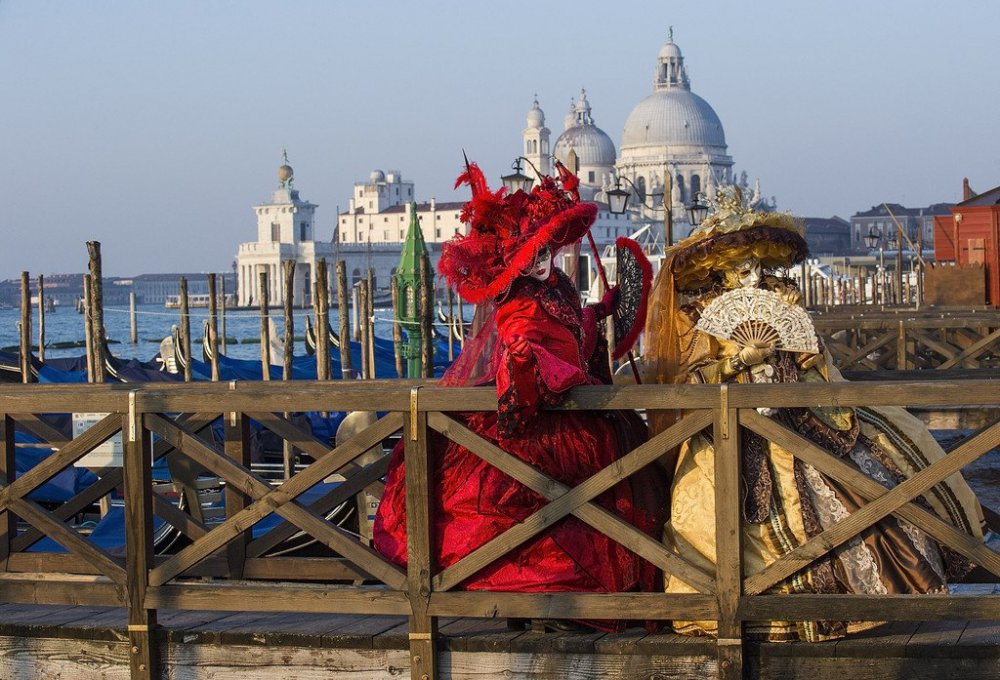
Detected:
left=520, top=29, right=773, bottom=245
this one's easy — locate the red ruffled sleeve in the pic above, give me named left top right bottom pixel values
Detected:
left=495, top=291, right=588, bottom=437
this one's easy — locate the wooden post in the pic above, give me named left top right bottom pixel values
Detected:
left=282, top=261, right=296, bottom=479
left=129, top=290, right=138, bottom=345
left=714, top=387, right=743, bottom=680
left=367, top=268, right=376, bottom=379
left=282, top=261, right=296, bottom=380
left=359, top=280, right=370, bottom=380
left=419, top=255, right=434, bottom=379
left=83, top=275, right=95, bottom=383
left=207, top=274, right=220, bottom=382
left=800, top=261, right=809, bottom=309
left=446, top=286, right=455, bottom=362
left=336, top=260, right=354, bottom=379
left=220, top=275, right=228, bottom=355
left=391, top=277, right=404, bottom=378
left=259, top=271, right=271, bottom=381
left=315, top=259, right=330, bottom=381
left=225, top=410, right=252, bottom=576
left=404, top=397, right=438, bottom=680
left=37, top=274, right=45, bottom=363
left=123, top=394, right=158, bottom=680
left=179, top=277, right=192, bottom=382
left=0, top=415, right=16, bottom=570
left=456, top=291, right=465, bottom=347
left=19, top=272, right=31, bottom=383
left=86, top=241, right=106, bottom=383
left=897, top=319, right=908, bottom=370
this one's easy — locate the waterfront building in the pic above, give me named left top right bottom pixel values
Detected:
left=850, top=202, right=950, bottom=254
left=801, top=216, right=852, bottom=256
left=934, top=179, right=1000, bottom=306
left=234, top=156, right=333, bottom=308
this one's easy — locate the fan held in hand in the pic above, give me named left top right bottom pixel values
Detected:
left=695, top=287, right=819, bottom=354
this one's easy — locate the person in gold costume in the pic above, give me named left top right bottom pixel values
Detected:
left=643, top=194, right=984, bottom=642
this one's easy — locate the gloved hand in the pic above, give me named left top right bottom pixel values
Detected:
left=596, top=286, right=619, bottom=319
left=506, top=335, right=532, bottom=359
left=737, top=340, right=775, bottom=368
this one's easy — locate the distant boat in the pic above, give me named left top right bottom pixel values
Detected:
left=164, top=293, right=235, bottom=309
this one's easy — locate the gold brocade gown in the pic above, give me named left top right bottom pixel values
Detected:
left=659, top=290, right=984, bottom=642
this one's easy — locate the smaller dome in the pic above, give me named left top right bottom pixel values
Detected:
left=554, top=125, right=617, bottom=168
left=526, top=97, right=545, bottom=128
left=277, top=164, right=294, bottom=184
left=369, top=169, right=386, bottom=183
left=659, top=41, right=682, bottom=60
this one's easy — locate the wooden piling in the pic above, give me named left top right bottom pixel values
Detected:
left=86, top=241, right=106, bottom=383
left=258, top=271, right=271, bottom=381
left=37, top=274, right=45, bottom=363
left=281, top=260, right=296, bottom=479
left=129, top=290, right=138, bottom=344
left=179, top=277, right=192, bottom=382
left=19, top=272, right=31, bottom=383
left=358, top=280, right=370, bottom=380
left=207, top=274, right=220, bottom=382
left=83, top=275, right=95, bottom=383
left=220, top=275, right=228, bottom=355
left=390, top=277, right=404, bottom=378
left=314, top=259, right=330, bottom=381
left=336, top=260, right=353, bottom=380
left=366, top=268, right=376, bottom=379
left=419, top=254, right=433, bottom=379
left=446, top=286, right=455, bottom=362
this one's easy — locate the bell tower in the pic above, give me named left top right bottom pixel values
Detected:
left=522, top=96, right=550, bottom=180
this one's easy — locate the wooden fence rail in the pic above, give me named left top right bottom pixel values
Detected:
left=0, top=380, right=997, bottom=680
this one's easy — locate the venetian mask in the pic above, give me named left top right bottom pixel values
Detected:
left=722, top=257, right=762, bottom=289
left=526, top=246, right=553, bottom=281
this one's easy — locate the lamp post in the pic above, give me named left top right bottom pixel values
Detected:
left=685, top=192, right=710, bottom=227
left=887, top=231, right=903, bottom=305
left=501, top=157, right=540, bottom=194
left=607, top=171, right=676, bottom=246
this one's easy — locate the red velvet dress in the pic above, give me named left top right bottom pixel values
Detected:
left=373, top=271, right=666, bottom=627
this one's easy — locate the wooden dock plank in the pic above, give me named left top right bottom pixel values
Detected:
left=906, top=619, right=969, bottom=657
left=834, top=621, right=920, bottom=658
left=955, top=620, right=1000, bottom=658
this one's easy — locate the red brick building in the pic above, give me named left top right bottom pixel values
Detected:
left=934, top=179, right=1000, bottom=305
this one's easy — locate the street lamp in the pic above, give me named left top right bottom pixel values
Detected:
left=685, top=193, right=710, bottom=226
left=606, top=174, right=668, bottom=214
left=501, top=157, right=538, bottom=194
left=864, top=225, right=880, bottom=250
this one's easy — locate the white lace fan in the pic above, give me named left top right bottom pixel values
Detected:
left=696, top=288, right=819, bottom=353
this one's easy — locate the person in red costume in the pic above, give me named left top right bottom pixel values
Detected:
left=372, top=160, right=667, bottom=632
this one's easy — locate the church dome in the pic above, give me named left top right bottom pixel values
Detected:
left=620, top=30, right=727, bottom=152
left=621, top=89, right=726, bottom=149
left=369, top=169, right=386, bottom=183
left=554, top=89, right=616, bottom=167
left=526, top=97, right=545, bottom=129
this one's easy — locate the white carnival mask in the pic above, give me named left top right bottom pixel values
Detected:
left=730, top=257, right=761, bottom=288
left=527, top=246, right=553, bottom=281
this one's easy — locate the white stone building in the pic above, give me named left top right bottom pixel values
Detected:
left=234, top=159, right=333, bottom=308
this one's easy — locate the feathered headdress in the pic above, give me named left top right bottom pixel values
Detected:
left=439, top=159, right=596, bottom=303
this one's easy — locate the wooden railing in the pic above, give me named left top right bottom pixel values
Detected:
left=0, top=380, right=998, bottom=680
left=812, top=311, right=1000, bottom=372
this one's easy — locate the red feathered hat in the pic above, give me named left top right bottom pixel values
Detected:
left=439, top=160, right=596, bottom=303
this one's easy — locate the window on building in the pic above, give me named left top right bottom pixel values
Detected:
left=384, top=231, right=388, bottom=240
left=588, top=171, right=595, bottom=183
left=299, top=222, right=309, bottom=240
left=636, top=176, right=646, bottom=203
left=691, top=174, right=701, bottom=196
left=435, top=228, right=441, bottom=238
left=270, top=223, right=280, bottom=241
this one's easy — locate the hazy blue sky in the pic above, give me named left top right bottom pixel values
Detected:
left=2, top=1, right=998, bottom=279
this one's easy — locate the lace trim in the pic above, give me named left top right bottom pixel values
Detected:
left=801, top=464, right=887, bottom=595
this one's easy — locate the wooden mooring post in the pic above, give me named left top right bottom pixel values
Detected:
left=37, top=274, right=45, bottom=363
left=83, top=275, right=95, bottom=382
left=129, top=289, right=138, bottom=345
left=207, top=273, right=220, bottom=382
left=446, top=286, right=455, bottom=362
left=220, top=275, right=228, bottom=355
left=19, top=272, right=31, bottom=383
left=314, top=258, right=330, bottom=382
left=86, top=241, right=106, bottom=383
left=359, top=279, right=371, bottom=380
left=419, top=255, right=433, bottom=379
left=259, top=271, right=271, bottom=381
left=282, top=260, right=296, bottom=479
left=336, top=260, right=354, bottom=380
left=391, top=277, right=404, bottom=378
left=179, top=277, right=192, bottom=382
left=367, top=268, right=376, bottom=379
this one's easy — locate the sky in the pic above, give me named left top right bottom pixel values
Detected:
left=2, top=0, right=998, bottom=279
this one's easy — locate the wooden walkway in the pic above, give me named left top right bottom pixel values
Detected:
left=1, top=599, right=999, bottom=679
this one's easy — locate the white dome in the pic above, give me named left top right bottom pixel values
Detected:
left=369, top=169, right=385, bottom=183
left=555, top=125, right=617, bottom=167
left=621, top=89, right=726, bottom=150
left=659, top=41, right=682, bottom=60
left=526, top=98, right=545, bottom=128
